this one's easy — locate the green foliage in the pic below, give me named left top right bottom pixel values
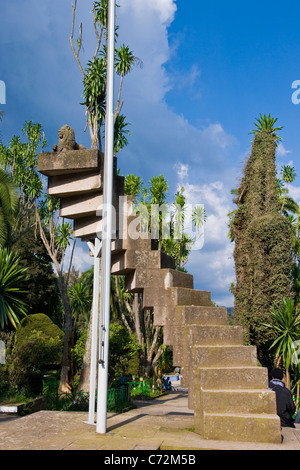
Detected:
left=82, top=56, right=106, bottom=129
left=266, top=298, right=300, bottom=371
left=124, top=173, right=205, bottom=271
left=231, top=126, right=293, bottom=365
left=71, top=330, right=87, bottom=376
left=0, top=121, right=46, bottom=202
left=14, top=313, right=64, bottom=346
left=11, top=227, right=61, bottom=321
left=0, top=248, right=29, bottom=329
left=109, top=322, right=141, bottom=384
left=8, top=314, right=63, bottom=396
left=74, top=0, right=136, bottom=152
left=250, top=113, right=283, bottom=142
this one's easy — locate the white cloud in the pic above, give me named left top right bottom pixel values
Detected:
left=175, top=163, right=235, bottom=307
left=276, top=142, right=291, bottom=157
left=288, top=185, right=300, bottom=204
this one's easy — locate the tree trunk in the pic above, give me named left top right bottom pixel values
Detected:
left=77, top=307, right=93, bottom=393
left=58, top=276, right=74, bottom=393
left=134, top=293, right=143, bottom=346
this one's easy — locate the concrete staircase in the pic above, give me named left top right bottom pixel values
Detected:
left=37, top=148, right=282, bottom=444
left=112, top=199, right=281, bottom=444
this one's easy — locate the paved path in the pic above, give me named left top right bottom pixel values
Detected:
left=1, top=391, right=300, bottom=451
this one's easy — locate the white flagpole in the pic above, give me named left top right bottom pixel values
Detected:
left=96, top=0, right=115, bottom=434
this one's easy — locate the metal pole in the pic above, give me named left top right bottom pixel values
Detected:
left=86, top=238, right=101, bottom=425
left=96, top=0, right=115, bottom=434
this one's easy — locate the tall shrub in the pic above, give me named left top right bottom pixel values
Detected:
left=231, top=126, right=293, bottom=365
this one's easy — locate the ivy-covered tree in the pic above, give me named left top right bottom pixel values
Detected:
left=230, top=115, right=294, bottom=366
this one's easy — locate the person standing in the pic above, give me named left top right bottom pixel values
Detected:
left=269, top=368, right=296, bottom=428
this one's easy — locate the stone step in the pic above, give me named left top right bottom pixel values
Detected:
left=126, top=268, right=194, bottom=294
left=173, top=325, right=244, bottom=369
left=60, top=193, right=104, bottom=219
left=196, top=366, right=269, bottom=390
left=73, top=217, right=119, bottom=240
left=48, top=170, right=102, bottom=198
left=195, top=412, right=281, bottom=443
left=73, top=215, right=103, bottom=239
left=191, top=345, right=258, bottom=368
left=144, top=286, right=210, bottom=312
left=37, top=149, right=103, bottom=176
left=111, top=249, right=175, bottom=276
left=200, top=389, right=277, bottom=415
left=174, top=305, right=228, bottom=327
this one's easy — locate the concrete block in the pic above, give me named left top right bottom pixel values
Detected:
left=196, top=412, right=281, bottom=443
left=60, top=193, right=104, bottom=219
left=38, top=149, right=102, bottom=176
left=195, top=366, right=269, bottom=390
left=191, top=345, right=258, bottom=368
left=174, top=305, right=228, bottom=327
left=48, top=170, right=102, bottom=198
left=199, top=389, right=277, bottom=415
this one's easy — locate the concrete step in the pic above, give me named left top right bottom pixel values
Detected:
left=175, top=325, right=244, bottom=356
left=196, top=366, right=269, bottom=390
left=144, top=286, right=211, bottom=312
left=126, top=269, right=194, bottom=294
left=37, top=149, right=102, bottom=176
left=191, top=345, right=258, bottom=368
left=195, top=412, right=281, bottom=443
left=48, top=170, right=102, bottom=198
left=60, top=193, right=104, bottom=219
left=200, top=389, right=277, bottom=415
left=112, top=249, right=175, bottom=276
left=174, top=305, right=228, bottom=327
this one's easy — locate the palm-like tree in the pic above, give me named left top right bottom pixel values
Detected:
left=250, top=113, right=283, bottom=141
left=265, top=297, right=300, bottom=389
left=69, top=281, right=92, bottom=331
left=115, top=44, right=138, bottom=117
left=0, top=248, right=29, bottom=329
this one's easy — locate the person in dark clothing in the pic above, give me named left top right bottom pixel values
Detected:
left=269, top=368, right=296, bottom=428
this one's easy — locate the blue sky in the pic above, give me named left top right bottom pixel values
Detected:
left=1, top=0, right=300, bottom=307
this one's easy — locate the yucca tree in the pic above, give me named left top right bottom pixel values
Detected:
left=250, top=113, right=283, bottom=142
left=0, top=248, right=29, bottom=329
left=69, top=281, right=92, bottom=331
left=70, top=0, right=136, bottom=152
left=265, top=297, right=300, bottom=389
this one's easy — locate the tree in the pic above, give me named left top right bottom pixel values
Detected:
left=0, top=248, right=29, bottom=329
left=11, top=225, right=61, bottom=322
left=70, top=0, right=138, bottom=151
left=230, top=116, right=294, bottom=366
left=0, top=121, right=76, bottom=392
left=119, top=173, right=206, bottom=374
left=69, top=280, right=92, bottom=334
left=279, top=165, right=297, bottom=215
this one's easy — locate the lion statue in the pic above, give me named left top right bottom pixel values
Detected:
left=53, top=125, right=86, bottom=152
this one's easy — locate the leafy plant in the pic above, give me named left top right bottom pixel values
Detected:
left=265, top=297, right=300, bottom=388
left=0, top=248, right=29, bottom=329
left=250, top=113, right=283, bottom=141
